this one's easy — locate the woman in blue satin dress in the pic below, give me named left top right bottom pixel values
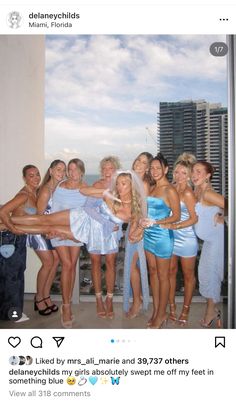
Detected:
left=192, top=161, right=225, bottom=328
left=161, top=154, right=198, bottom=326
left=141, top=153, right=180, bottom=328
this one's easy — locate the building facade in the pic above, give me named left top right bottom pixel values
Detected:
left=159, top=100, right=228, bottom=194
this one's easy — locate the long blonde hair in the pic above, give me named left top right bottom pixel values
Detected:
left=110, top=170, right=147, bottom=219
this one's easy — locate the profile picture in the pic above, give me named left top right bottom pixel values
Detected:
left=7, top=11, right=22, bottom=29
left=9, top=356, right=19, bottom=366
left=18, top=355, right=26, bottom=365
left=25, top=356, right=33, bottom=365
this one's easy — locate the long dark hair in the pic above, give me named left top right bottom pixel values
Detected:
left=41, top=160, right=66, bottom=187
left=151, top=152, right=168, bottom=168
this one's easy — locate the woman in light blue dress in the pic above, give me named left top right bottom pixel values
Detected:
left=123, top=152, right=152, bottom=318
left=192, top=161, right=225, bottom=328
left=141, top=153, right=180, bottom=328
left=161, top=153, right=198, bottom=326
left=49, top=158, right=88, bottom=327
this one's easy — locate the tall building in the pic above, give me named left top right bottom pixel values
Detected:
left=159, top=100, right=228, bottom=193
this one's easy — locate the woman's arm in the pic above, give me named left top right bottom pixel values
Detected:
left=80, top=186, right=105, bottom=198
left=0, top=193, right=28, bottom=233
left=203, top=189, right=225, bottom=209
left=157, top=186, right=180, bottom=225
left=37, top=185, right=50, bottom=215
left=162, top=190, right=198, bottom=230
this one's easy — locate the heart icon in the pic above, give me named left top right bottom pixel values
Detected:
left=8, top=336, right=21, bottom=348
left=89, top=376, right=98, bottom=385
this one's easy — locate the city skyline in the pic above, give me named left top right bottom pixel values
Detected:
left=45, top=34, right=227, bottom=174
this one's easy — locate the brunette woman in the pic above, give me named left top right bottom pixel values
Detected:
left=0, top=165, right=40, bottom=320
left=141, top=153, right=180, bottom=328
left=27, top=160, right=66, bottom=315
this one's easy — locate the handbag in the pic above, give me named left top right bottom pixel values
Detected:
left=0, top=232, right=16, bottom=258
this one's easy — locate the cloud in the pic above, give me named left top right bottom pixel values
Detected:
left=45, top=116, right=157, bottom=173
left=45, top=35, right=227, bottom=167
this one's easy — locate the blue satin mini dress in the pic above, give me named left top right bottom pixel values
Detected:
left=144, top=196, right=174, bottom=259
left=173, top=201, right=198, bottom=257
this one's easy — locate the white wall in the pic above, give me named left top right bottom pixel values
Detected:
left=0, top=35, right=45, bottom=293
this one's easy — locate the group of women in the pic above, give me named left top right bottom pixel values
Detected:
left=0, top=151, right=225, bottom=329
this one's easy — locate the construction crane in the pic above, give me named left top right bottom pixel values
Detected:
left=145, top=113, right=160, bottom=152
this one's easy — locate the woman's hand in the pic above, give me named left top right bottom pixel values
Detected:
left=160, top=223, right=174, bottom=229
left=214, top=213, right=224, bottom=225
left=139, top=217, right=155, bottom=228
left=128, top=226, right=143, bottom=243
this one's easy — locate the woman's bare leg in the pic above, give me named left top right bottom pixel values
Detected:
left=10, top=224, right=74, bottom=239
left=56, top=246, right=73, bottom=323
left=34, top=250, right=54, bottom=311
left=168, top=255, right=178, bottom=321
left=43, top=250, right=60, bottom=300
left=68, top=246, right=81, bottom=301
left=128, top=252, right=142, bottom=317
left=146, top=251, right=159, bottom=325
left=104, top=252, right=117, bottom=317
left=90, top=253, right=106, bottom=316
left=151, top=257, right=170, bottom=328
left=12, top=210, right=70, bottom=226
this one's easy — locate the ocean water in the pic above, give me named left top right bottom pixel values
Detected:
left=84, top=174, right=99, bottom=185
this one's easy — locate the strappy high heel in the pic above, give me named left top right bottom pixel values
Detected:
left=60, top=304, right=73, bottom=328
left=147, top=315, right=168, bottom=329
left=95, top=292, right=106, bottom=319
left=105, top=293, right=114, bottom=319
left=178, top=304, right=190, bottom=326
left=127, top=301, right=143, bottom=319
left=44, top=296, right=58, bottom=313
left=200, top=309, right=222, bottom=328
left=34, top=296, right=52, bottom=316
left=169, top=303, right=177, bottom=322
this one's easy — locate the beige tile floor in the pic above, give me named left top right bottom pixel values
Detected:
left=0, top=297, right=226, bottom=329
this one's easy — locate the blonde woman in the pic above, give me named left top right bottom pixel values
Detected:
left=89, top=156, right=121, bottom=319
left=161, top=153, right=198, bottom=325
left=123, top=152, right=153, bottom=318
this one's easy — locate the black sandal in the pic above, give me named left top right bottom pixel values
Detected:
left=34, top=297, right=52, bottom=316
left=44, top=296, right=59, bottom=313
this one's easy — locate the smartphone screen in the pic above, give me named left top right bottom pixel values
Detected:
left=0, top=1, right=235, bottom=417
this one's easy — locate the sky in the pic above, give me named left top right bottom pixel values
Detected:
left=45, top=34, right=227, bottom=174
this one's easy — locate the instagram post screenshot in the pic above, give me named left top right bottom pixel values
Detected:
left=0, top=0, right=235, bottom=416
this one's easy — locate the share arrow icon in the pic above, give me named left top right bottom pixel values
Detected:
left=52, top=337, right=65, bottom=348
